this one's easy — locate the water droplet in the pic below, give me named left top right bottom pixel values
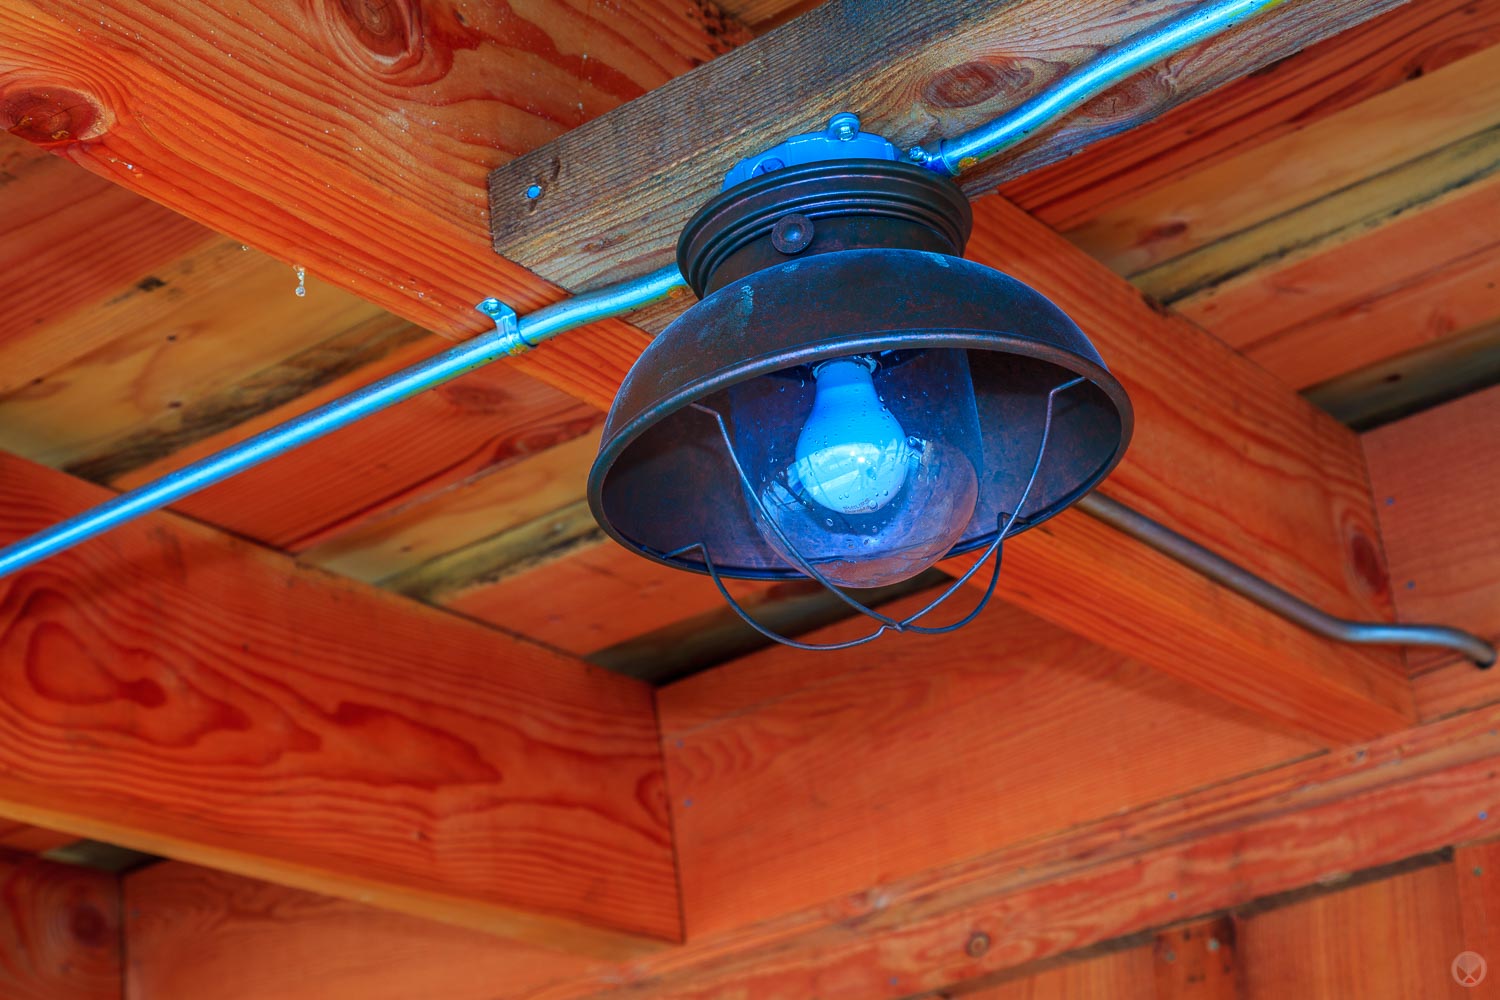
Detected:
left=293, top=265, right=306, bottom=297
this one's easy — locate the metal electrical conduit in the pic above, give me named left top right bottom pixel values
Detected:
left=0, top=0, right=1492, bottom=667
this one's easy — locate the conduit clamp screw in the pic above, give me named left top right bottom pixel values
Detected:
left=475, top=297, right=529, bottom=355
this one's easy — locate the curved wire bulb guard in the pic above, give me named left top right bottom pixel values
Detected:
left=660, top=378, right=1085, bottom=650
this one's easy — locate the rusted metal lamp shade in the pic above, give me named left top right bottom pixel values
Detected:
left=588, top=160, right=1133, bottom=589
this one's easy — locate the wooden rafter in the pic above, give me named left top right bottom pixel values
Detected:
left=0, top=0, right=751, bottom=409
left=117, top=689, right=1500, bottom=999
left=487, top=0, right=1409, bottom=291
left=1001, top=0, right=1500, bottom=231
left=0, top=454, right=678, bottom=958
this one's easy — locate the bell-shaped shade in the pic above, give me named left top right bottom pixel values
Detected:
left=588, top=247, right=1133, bottom=583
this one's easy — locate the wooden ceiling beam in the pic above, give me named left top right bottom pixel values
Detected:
left=942, top=195, right=1413, bottom=743
left=0, top=453, right=678, bottom=958
left=487, top=0, right=1408, bottom=291
left=118, top=679, right=1500, bottom=999
left=0, top=0, right=750, bottom=411
left=0, top=144, right=605, bottom=574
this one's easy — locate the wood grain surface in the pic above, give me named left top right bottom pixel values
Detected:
left=1238, top=864, right=1466, bottom=997
left=0, top=855, right=118, bottom=1000
left=124, top=862, right=589, bottom=1000
left=659, top=588, right=1317, bottom=937
left=1067, top=43, right=1500, bottom=281
left=117, top=698, right=1500, bottom=999
left=0, top=137, right=216, bottom=396
left=0, top=0, right=750, bottom=410
left=1366, top=384, right=1500, bottom=678
left=1002, top=0, right=1500, bottom=231
left=1183, top=170, right=1500, bottom=388
left=0, top=453, right=677, bottom=957
left=488, top=0, right=1405, bottom=291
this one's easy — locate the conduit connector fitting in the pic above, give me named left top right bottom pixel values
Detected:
left=475, top=297, right=530, bottom=355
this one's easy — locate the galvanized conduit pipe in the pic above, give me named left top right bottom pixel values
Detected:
left=0, top=267, right=685, bottom=579
left=0, top=0, right=1492, bottom=667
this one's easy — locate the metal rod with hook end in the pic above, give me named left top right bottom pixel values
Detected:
left=1075, top=493, right=1497, bottom=668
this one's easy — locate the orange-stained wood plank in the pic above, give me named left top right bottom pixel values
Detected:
left=1238, top=863, right=1466, bottom=998
left=123, top=863, right=592, bottom=1000
left=1001, top=0, right=1500, bottom=230
left=964, top=946, right=1156, bottom=1000
left=109, top=347, right=599, bottom=553
left=0, top=244, right=409, bottom=474
left=1454, top=839, right=1500, bottom=973
left=659, top=588, right=1318, bottom=937
left=1366, top=384, right=1500, bottom=677
left=0, top=855, right=119, bottom=1000
left=1243, top=238, right=1500, bottom=392
left=0, top=134, right=216, bottom=394
left=1180, top=172, right=1500, bottom=389
left=0, top=0, right=747, bottom=410
left=442, top=537, right=761, bottom=658
left=1065, top=42, right=1500, bottom=282
left=300, top=428, right=604, bottom=584
left=956, top=194, right=1410, bottom=743
left=110, top=697, right=1500, bottom=1000
left=0, top=822, right=74, bottom=855
left=0, top=453, right=677, bottom=958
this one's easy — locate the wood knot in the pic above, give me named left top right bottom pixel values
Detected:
left=923, top=60, right=1023, bottom=109
left=1347, top=529, right=1389, bottom=598
left=69, top=904, right=108, bottom=948
left=1, top=86, right=111, bottom=146
left=327, top=0, right=424, bottom=70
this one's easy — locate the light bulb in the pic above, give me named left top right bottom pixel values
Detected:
left=727, top=348, right=982, bottom=589
left=793, top=359, right=911, bottom=514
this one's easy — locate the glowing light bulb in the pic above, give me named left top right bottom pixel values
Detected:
left=793, top=359, right=911, bottom=514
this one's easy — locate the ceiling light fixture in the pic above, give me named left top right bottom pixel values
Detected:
left=587, top=115, right=1131, bottom=647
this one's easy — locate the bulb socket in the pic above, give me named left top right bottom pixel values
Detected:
left=679, top=160, right=973, bottom=296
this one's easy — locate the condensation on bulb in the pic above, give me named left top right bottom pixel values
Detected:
left=793, top=359, right=911, bottom=515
